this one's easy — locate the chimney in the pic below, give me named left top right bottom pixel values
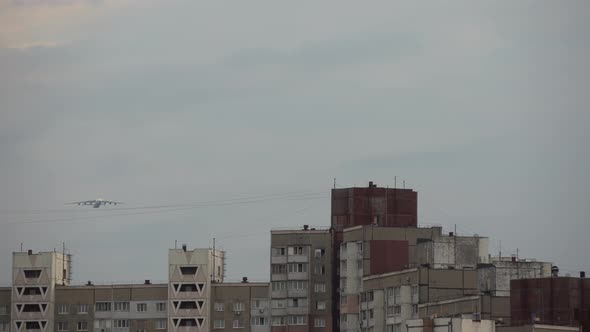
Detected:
left=182, top=244, right=187, bottom=252
left=303, top=225, right=309, bottom=230
left=27, top=250, right=33, bottom=255
left=241, top=277, right=248, bottom=283
left=144, top=280, right=151, bottom=285
left=581, top=271, right=585, bottom=278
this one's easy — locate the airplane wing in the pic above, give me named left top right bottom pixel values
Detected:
left=66, top=200, right=96, bottom=205
left=103, top=201, right=124, bottom=205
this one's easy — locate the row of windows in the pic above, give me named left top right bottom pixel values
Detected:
left=271, top=281, right=327, bottom=292
left=214, top=300, right=267, bottom=312
left=212, top=317, right=268, bottom=329
left=91, top=302, right=166, bottom=313
left=270, top=316, right=325, bottom=327
left=57, top=320, right=166, bottom=331
left=271, top=247, right=326, bottom=257
left=271, top=263, right=327, bottom=275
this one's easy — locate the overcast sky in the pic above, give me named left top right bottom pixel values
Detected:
left=1, top=1, right=589, bottom=285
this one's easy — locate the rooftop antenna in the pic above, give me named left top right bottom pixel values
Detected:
left=174, top=240, right=177, bottom=249
left=394, top=176, right=397, bottom=189
left=403, top=180, right=406, bottom=189
left=333, top=178, right=336, bottom=189
left=20, top=242, right=23, bottom=252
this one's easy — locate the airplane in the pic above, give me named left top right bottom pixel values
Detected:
left=66, top=199, right=124, bottom=208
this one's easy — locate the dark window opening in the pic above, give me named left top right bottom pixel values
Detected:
left=23, top=287, right=41, bottom=295
left=179, top=266, right=198, bottom=275
left=178, top=301, right=198, bottom=309
left=23, top=304, right=42, bottom=312
left=179, top=319, right=197, bottom=327
left=24, top=270, right=42, bottom=278
left=172, top=319, right=179, bottom=326
left=197, top=318, right=204, bottom=326
left=179, top=284, right=198, bottom=292
left=25, top=321, right=41, bottom=329
left=173, top=284, right=180, bottom=292
left=15, top=322, right=22, bottom=329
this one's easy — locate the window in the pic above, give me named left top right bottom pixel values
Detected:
left=412, top=304, right=419, bottom=315
left=252, top=300, right=263, bottom=309
left=288, top=298, right=307, bottom=308
left=56, top=304, right=68, bottom=314
left=357, top=242, right=363, bottom=253
left=233, top=302, right=244, bottom=312
left=0, top=305, right=7, bottom=315
left=0, top=322, right=8, bottom=332
left=271, top=264, right=286, bottom=274
left=387, top=287, right=394, bottom=298
left=156, top=302, right=166, bottom=312
left=138, top=329, right=146, bottom=332
left=272, top=317, right=286, bottom=326
left=77, top=321, right=88, bottom=331
left=341, top=261, right=347, bottom=273
left=272, top=281, right=286, bottom=291
left=369, top=309, right=374, bottom=319
left=136, top=303, right=147, bottom=312
left=316, top=301, right=326, bottom=310
left=272, top=247, right=286, bottom=256
left=287, top=316, right=306, bottom=325
left=288, top=280, right=307, bottom=290
left=95, top=302, right=111, bottom=312
left=96, top=320, right=110, bottom=329
left=288, top=263, right=307, bottom=273
left=156, top=320, right=166, bottom=330
left=251, top=317, right=266, bottom=326
left=232, top=319, right=244, bottom=329
left=114, top=302, right=129, bottom=312
left=315, top=248, right=326, bottom=257
left=24, top=270, right=42, bottom=278
left=314, top=264, right=326, bottom=275
left=213, top=320, right=225, bottom=329
left=114, top=320, right=129, bottom=328
left=315, top=319, right=326, bottom=327
left=57, top=322, right=69, bottom=331
left=271, top=300, right=286, bottom=309
left=288, top=246, right=305, bottom=255
left=314, top=283, right=326, bottom=293
left=77, top=304, right=88, bottom=314
left=214, top=302, right=224, bottom=311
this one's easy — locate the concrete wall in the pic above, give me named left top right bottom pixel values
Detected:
left=478, top=259, right=552, bottom=297
left=1, top=288, right=10, bottom=332
left=416, top=236, right=489, bottom=270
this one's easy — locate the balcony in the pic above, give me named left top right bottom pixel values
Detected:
left=271, top=256, right=287, bottom=264
left=286, top=272, right=308, bottom=280
left=287, top=289, right=307, bottom=298
left=286, top=306, right=309, bottom=315
left=287, top=255, right=308, bottom=263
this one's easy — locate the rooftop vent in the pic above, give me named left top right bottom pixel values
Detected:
left=27, top=250, right=33, bottom=255
left=144, top=280, right=151, bottom=285
left=87, top=281, right=93, bottom=286
left=581, top=271, right=586, bottom=278
left=449, top=232, right=454, bottom=237
left=182, top=244, right=187, bottom=252
left=303, top=225, right=309, bottom=230
left=368, top=181, right=377, bottom=188
left=551, top=265, right=559, bottom=277
left=241, top=277, right=248, bottom=283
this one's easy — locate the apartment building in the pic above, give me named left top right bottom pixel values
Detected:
left=54, top=283, right=168, bottom=332
left=415, top=235, right=489, bottom=269
left=406, top=317, right=497, bottom=332
left=11, top=250, right=72, bottom=332
left=168, top=246, right=225, bottom=332
left=210, top=281, right=270, bottom=332
left=360, top=267, right=488, bottom=332
left=270, top=227, right=333, bottom=332
left=478, top=257, right=552, bottom=296
left=510, top=274, right=590, bottom=331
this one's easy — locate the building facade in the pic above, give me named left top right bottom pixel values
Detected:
left=210, top=282, right=270, bottom=332
left=270, top=227, right=333, bottom=332
left=478, top=258, right=552, bottom=297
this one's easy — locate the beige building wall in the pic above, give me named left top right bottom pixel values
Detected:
left=210, top=283, right=269, bottom=332
left=168, top=247, right=224, bottom=332
left=477, top=258, right=552, bottom=297
left=11, top=251, right=72, bottom=332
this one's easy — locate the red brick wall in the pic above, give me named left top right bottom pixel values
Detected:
left=370, top=240, right=409, bottom=275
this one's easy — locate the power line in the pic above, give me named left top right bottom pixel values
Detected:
left=0, top=194, right=328, bottom=226
left=0, top=189, right=324, bottom=215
